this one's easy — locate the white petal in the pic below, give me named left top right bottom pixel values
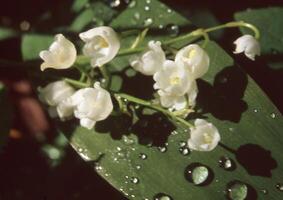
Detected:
left=233, top=35, right=260, bottom=60
left=80, top=118, right=96, bottom=129
left=39, top=34, right=77, bottom=71
left=79, top=26, right=120, bottom=67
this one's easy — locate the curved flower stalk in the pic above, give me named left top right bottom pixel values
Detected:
left=233, top=34, right=260, bottom=60
left=130, top=40, right=166, bottom=75
left=39, top=34, right=77, bottom=71
left=175, top=44, right=209, bottom=79
left=188, top=119, right=220, bottom=151
left=38, top=81, right=75, bottom=119
left=79, top=26, right=120, bottom=67
left=69, top=82, right=113, bottom=129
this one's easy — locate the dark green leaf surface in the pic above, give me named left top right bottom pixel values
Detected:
left=234, top=7, right=283, bottom=70
left=59, top=1, right=283, bottom=199
left=0, top=27, right=17, bottom=41
left=21, top=34, right=53, bottom=61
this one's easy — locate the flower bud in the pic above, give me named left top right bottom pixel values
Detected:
left=175, top=44, right=209, bottom=79
left=130, top=41, right=165, bottom=75
left=233, top=34, right=260, bottom=60
left=188, top=119, right=220, bottom=151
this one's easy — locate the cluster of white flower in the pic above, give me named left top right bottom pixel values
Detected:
left=38, top=25, right=261, bottom=152
left=39, top=26, right=119, bottom=129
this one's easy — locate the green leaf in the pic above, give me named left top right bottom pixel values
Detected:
left=234, top=7, right=283, bottom=69
left=21, top=34, right=53, bottom=61
left=0, top=27, right=18, bottom=41
left=59, top=1, right=283, bottom=199
left=71, top=0, right=89, bottom=13
left=0, top=83, right=12, bottom=150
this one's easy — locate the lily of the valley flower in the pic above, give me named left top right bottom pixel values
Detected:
left=158, top=80, right=198, bottom=111
left=39, top=81, right=75, bottom=119
left=233, top=34, right=260, bottom=61
left=130, top=41, right=166, bottom=75
left=69, top=82, right=113, bottom=129
left=175, top=44, right=209, bottom=79
left=188, top=119, right=220, bottom=151
left=153, top=60, right=194, bottom=96
left=39, top=34, right=77, bottom=71
left=79, top=26, right=120, bottom=67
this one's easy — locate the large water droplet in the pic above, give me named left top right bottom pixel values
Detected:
left=154, top=193, right=173, bottom=200
left=166, top=24, right=179, bottom=37
left=144, top=18, right=153, bottom=27
left=276, top=183, right=283, bottom=191
left=226, top=181, right=248, bottom=200
left=107, top=0, right=121, bottom=7
left=185, top=163, right=213, bottom=186
left=219, top=156, right=236, bottom=171
left=146, top=0, right=151, bottom=3
left=139, top=153, right=148, bottom=160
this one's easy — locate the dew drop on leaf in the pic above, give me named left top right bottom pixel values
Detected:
left=179, top=147, right=190, bottom=156
left=260, top=189, right=268, bottom=195
left=144, top=5, right=150, bottom=11
left=179, top=141, right=187, bottom=147
left=139, top=153, right=148, bottom=160
left=144, top=18, right=153, bottom=26
left=219, top=156, right=236, bottom=171
left=146, top=0, right=151, bottom=4
left=276, top=183, right=283, bottom=192
left=107, top=0, right=121, bottom=8
left=270, top=113, right=276, bottom=119
left=226, top=181, right=248, bottom=200
left=158, top=146, right=167, bottom=153
left=185, top=163, right=213, bottom=185
left=166, top=24, right=179, bottom=37
left=131, top=177, right=139, bottom=184
left=154, top=193, right=173, bottom=200
left=134, top=12, right=140, bottom=20
left=128, top=0, right=136, bottom=8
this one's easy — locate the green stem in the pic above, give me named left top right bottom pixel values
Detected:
left=98, top=65, right=110, bottom=88
left=115, top=93, right=193, bottom=128
left=64, top=78, right=90, bottom=88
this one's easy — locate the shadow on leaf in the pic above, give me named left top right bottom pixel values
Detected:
left=197, top=65, right=248, bottom=122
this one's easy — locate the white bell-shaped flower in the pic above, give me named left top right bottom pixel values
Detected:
left=70, top=82, right=113, bottom=129
left=175, top=44, right=209, bottom=79
left=79, top=26, right=120, bottom=67
left=188, top=119, right=220, bottom=151
left=39, top=34, right=77, bottom=71
left=39, top=81, right=75, bottom=119
left=130, top=41, right=166, bottom=75
left=158, top=80, right=198, bottom=111
left=153, top=60, right=194, bottom=96
left=233, top=34, right=260, bottom=60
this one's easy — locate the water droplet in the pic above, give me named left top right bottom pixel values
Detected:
left=144, top=6, right=150, bottom=11
left=254, top=109, right=258, bottom=113
left=260, top=189, right=268, bottom=195
left=134, top=12, right=140, bottom=20
left=276, top=183, right=283, bottom=191
left=143, top=18, right=153, bottom=27
left=185, top=163, right=213, bottom=186
left=128, top=0, right=136, bottom=8
left=158, top=24, right=164, bottom=29
left=146, top=0, right=151, bottom=3
left=179, top=147, right=190, bottom=156
left=122, top=135, right=136, bottom=145
left=167, top=8, right=172, bottom=13
left=108, top=0, right=121, bottom=8
left=154, top=193, right=173, bottom=200
left=166, top=24, right=179, bottom=37
left=158, top=146, right=167, bottom=153
left=139, top=153, right=148, bottom=160
left=171, top=130, right=178, bottom=135
left=136, top=165, right=141, bottom=170
left=131, top=177, right=139, bottom=184
left=226, top=181, right=248, bottom=200
left=131, top=194, right=136, bottom=198
left=270, top=113, right=276, bottom=119
left=78, top=147, right=83, bottom=153
left=218, top=156, right=236, bottom=171
left=179, top=141, right=187, bottom=147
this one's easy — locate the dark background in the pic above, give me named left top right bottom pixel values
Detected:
left=0, top=0, right=282, bottom=199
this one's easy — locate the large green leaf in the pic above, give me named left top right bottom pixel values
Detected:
left=58, top=0, right=283, bottom=199
left=234, top=7, right=283, bottom=70
left=0, top=27, right=18, bottom=41
left=0, top=83, right=12, bottom=150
